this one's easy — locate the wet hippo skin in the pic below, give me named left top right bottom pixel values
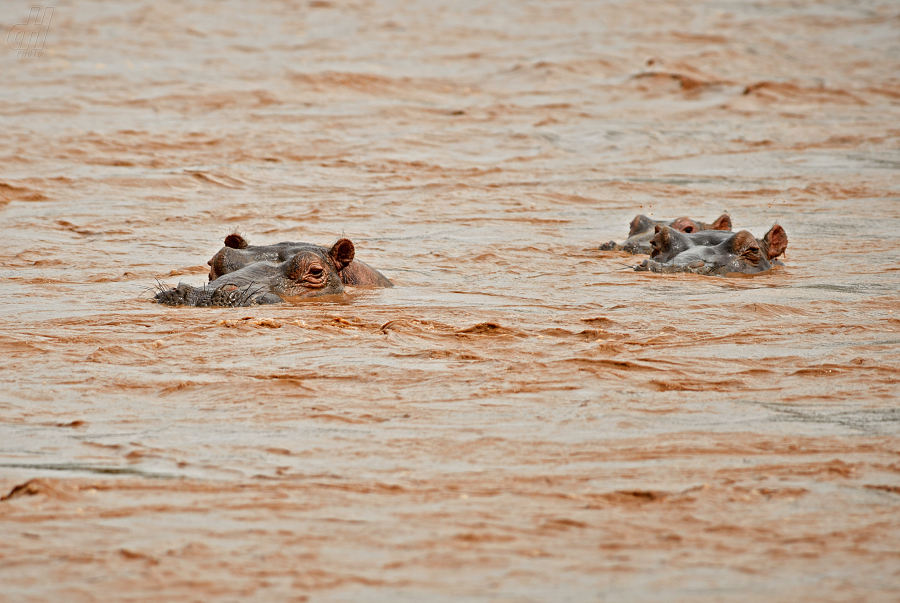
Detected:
left=635, top=224, right=788, bottom=276
left=600, top=213, right=732, bottom=254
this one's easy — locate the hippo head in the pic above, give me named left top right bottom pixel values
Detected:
left=276, top=239, right=355, bottom=299
left=157, top=238, right=358, bottom=307
left=644, top=224, right=788, bottom=276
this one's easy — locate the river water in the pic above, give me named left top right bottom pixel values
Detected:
left=1, top=0, right=899, bottom=601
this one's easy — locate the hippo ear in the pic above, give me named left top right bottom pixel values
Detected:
left=762, top=224, right=787, bottom=260
left=329, top=238, right=355, bottom=270
left=224, top=233, right=248, bottom=249
left=710, top=214, right=732, bottom=231
left=629, top=215, right=653, bottom=237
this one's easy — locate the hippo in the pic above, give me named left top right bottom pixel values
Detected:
left=154, top=237, right=392, bottom=307
left=207, top=233, right=393, bottom=287
left=635, top=224, right=787, bottom=276
left=600, top=213, right=732, bottom=254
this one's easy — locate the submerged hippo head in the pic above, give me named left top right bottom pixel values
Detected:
left=156, top=239, right=355, bottom=307
left=206, top=233, right=393, bottom=287
left=600, top=213, right=732, bottom=254
left=638, top=224, right=788, bottom=276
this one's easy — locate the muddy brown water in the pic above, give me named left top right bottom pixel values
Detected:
left=1, top=0, right=899, bottom=601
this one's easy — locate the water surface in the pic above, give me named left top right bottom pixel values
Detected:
left=1, top=0, right=899, bottom=600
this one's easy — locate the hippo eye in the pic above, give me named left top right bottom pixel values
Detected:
left=742, top=246, right=761, bottom=264
left=309, top=267, right=324, bottom=278
left=683, top=226, right=693, bottom=233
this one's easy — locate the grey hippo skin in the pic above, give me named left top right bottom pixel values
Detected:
left=635, top=224, right=788, bottom=276
left=600, top=213, right=732, bottom=254
left=155, top=236, right=392, bottom=307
